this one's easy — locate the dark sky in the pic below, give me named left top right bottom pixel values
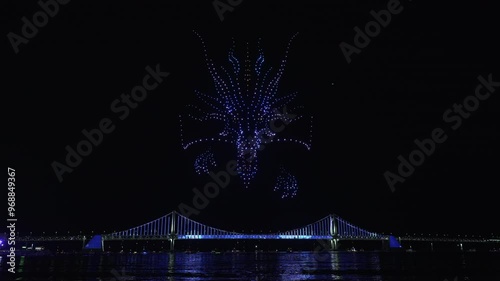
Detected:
left=3, top=1, right=500, bottom=237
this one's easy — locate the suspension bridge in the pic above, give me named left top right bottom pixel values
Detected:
left=84, top=210, right=500, bottom=251
left=11, top=211, right=499, bottom=252
left=80, top=211, right=386, bottom=251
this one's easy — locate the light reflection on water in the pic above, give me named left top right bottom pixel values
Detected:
left=2, top=251, right=500, bottom=281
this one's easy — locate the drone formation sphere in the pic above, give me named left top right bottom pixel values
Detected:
left=194, top=148, right=216, bottom=175
left=274, top=166, right=298, bottom=199
left=180, top=31, right=312, bottom=189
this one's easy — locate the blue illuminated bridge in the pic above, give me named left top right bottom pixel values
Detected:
left=13, top=211, right=499, bottom=251
left=83, top=211, right=395, bottom=251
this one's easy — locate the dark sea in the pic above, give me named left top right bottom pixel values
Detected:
left=2, top=251, right=500, bottom=281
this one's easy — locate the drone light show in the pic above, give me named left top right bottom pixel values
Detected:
left=180, top=31, right=312, bottom=193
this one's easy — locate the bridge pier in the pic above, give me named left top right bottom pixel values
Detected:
left=82, top=236, right=86, bottom=250
left=169, top=238, right=175, bottom=252
left=381, top=239, right=389, bottom=251
left=169, top=211, right=177, bottom=252
left=330, top=214, right=339, bottom=250
left=330, top=238, right=339, bottom=250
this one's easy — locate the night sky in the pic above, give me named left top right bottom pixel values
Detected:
left=3, top=1, right=500, bottom=237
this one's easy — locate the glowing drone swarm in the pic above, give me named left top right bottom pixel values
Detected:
left=274, top=166, right=298, bottom=199
left=180, top=31, right=311, bottom=187
left=194, top=149, right=216, bottom=175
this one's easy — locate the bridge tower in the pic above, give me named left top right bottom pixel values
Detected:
left=169, top=211, right=177, bottom=251
left=330, top=214, right=339, bottom=250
